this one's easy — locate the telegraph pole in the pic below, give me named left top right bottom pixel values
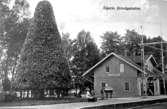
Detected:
left=140, top=40, right=167, bottom=95
left=161, top=39, right=166, bottom=94
left=138, top=22, right=167, bottom=95
left=160, top=24, right=166, bottom=94
left=140, top=25, right=147, bottom=96
left=160, top=22, right=166, bottom=94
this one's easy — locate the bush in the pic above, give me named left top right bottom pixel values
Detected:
left=0, top=92, right=5, bottom=101
left=2, top=78, right=11, bottom=91
left=4, top=91, right=18, bottom=102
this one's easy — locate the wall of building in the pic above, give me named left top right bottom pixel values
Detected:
left=146, top=59, right=154, bottom=72
left=146, top=59, right=160, bottom=96
left=94, top=56, right=139, bottom=98
left=154, top=79, right=160, bottom=95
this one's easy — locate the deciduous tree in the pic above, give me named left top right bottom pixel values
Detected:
left=101, top=32, right=123, bottom=56
left=0, top=0, right=30, bottom=91
left=71, top=30, right=100, bottom=92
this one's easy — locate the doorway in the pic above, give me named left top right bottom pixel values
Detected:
left=147, top=77, right=154, bottom=96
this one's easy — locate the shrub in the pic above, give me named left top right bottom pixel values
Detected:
left=4, top=91, right=18, bottom=102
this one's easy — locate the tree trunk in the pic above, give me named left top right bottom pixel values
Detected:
left=20, top=90, right=23, bottom=99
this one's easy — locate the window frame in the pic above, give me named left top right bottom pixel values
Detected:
left=106, top=65, right=110, bottom=72
left=125, top=82, right=129, bottom=91
left=120, top=63, right=124, bottom=73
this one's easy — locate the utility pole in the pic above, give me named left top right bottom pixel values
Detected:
left=161, top=39, right=166, bottom=94
left=140, top=40, right=167, bottom=95
left=160, top=22, right=166, bottom=95
left=140, top=25, right=147, bottom=96
left=138, top=23, right=167, bottom=95
left=160, top=30, right=166, bottom=94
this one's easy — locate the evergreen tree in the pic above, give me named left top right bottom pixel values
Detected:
left=16, top=0, right=70, bottom=98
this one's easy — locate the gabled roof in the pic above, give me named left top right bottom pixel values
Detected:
left=146, top=55, right=158, bottom=66
left=130, top=55, right=157, bottom=66
left=82, top=52, right=146, bottom=76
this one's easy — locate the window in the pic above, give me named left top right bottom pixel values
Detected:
left=106, top=65, right=109, bottom=72
left=120, top=64, right=124, bottom=73
left=102, top=82, right=106, bottom=88
left=125, top=82, right=129, bottom=91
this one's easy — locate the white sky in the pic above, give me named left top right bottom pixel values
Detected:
left=27, top=0, right=167, bottom=47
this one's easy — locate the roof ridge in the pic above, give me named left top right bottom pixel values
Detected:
left=82, top=52, right=145, bottom=76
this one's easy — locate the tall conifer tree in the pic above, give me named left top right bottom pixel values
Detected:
left=16, top=0, right=70, bottom=97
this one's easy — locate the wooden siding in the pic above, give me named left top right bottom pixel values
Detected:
left=94, top=56, right=139, bottom=98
